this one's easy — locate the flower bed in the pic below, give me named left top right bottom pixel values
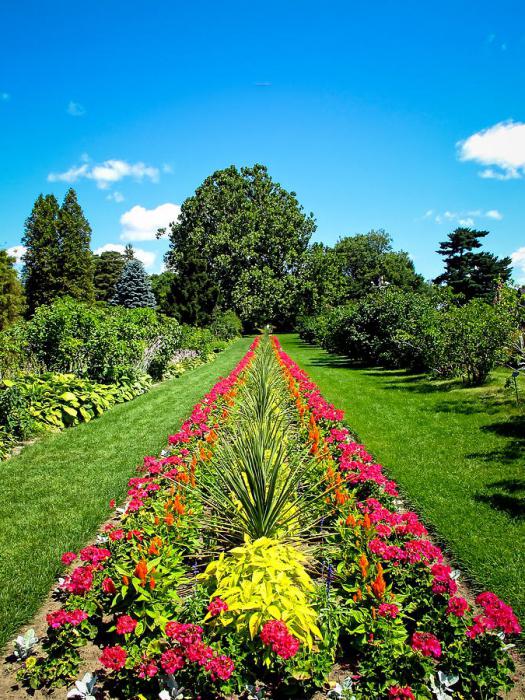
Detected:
left=13, top=335, right=521, bottom=699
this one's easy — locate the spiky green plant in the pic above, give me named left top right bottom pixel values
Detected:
left=196, top=337, right=331, bottom=543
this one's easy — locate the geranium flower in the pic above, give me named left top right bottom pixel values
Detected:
left=411, top=631, right=442, bottom=658
left=99, top=645, right=127, bottom=671
left=115, top=615, right=138, bottom=635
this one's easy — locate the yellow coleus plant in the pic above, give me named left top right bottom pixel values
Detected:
left=199, top=536, right=322, bottom=649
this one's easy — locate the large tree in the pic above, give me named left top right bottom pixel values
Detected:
left=434, top=228, right=512, bottom=301
left=150, top=270, right=177, bottom=315
left=58, top=188, right=94, bottom=302
left=93, top=251, right=127, bottom=302
left=110, top=259, right=156, bottom=309
left=22, top=193, right=61, bottom=314
left=297, top=242, right=347, bottom=316
left=162, top=164, right=316, bottom=326
left=334, top=230, right=422, bottom=300
left=0, top=249, right=24, bottom=329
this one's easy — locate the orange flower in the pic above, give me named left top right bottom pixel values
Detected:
left=335, top=490, right=348, bottom=506
left=122, top=575, right=129, bottom=586
left=134, top=559, right=148, bottom=586
left=165, top=513, right=175, bottom=526
left=173, top=494, right=185, bottom=515
left=371, top=563, right=386, bottom=599
left=148, top=536, right=162, bottom=556
left=149, top=576, right=156, bottom=590
left=346, top=513, right=356, bottom=527
left=359, top=553, right=369, bottom=579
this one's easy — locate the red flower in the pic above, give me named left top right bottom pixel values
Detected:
left=160, top=648, right=185, bottom=673
left=79, top=546, right=111, bottom=565
left=378, top=603, right=399, bottom=618
left=61, top=551, right=77, bottom=566
left=165, top=621, right=203, bottom=645
left=207, top=597, right=228, bottom=617
left=65, top=565, right=93, bottom=595
left=388, top=686, right=416, bottom=700
left=260, top=620, right=300, bottom=659
left=109, top=499, right=116, bottom=509
left=100, top=645, right=127, bottom=671
left=115, top=615, right=138, bottom=635
left=447, top=596, right=469, bottom=617
left=137, top=657, right=159, bottom=678
left=206, top=654, right=235, bottom=681
left=102, top=577, right=116, bottom=594
left=411, top=631, right=442, bottom=658
left=109, top=529, right=124, bottom=541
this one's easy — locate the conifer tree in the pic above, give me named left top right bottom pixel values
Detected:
left=0, top=249, right=25, bottom=329
left=110, top=259, right=156, bottom=308
left=58, top=188, right=95, bottom=301
left=93, top=251, right=126, bottom=302
left=167, top=252, right=220, bottom=325
left=22, top=194, right=61, bottom=314
left=434, top=228, right=512, bottom=301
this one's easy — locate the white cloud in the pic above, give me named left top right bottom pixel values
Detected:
left=424, top=209, right=503, bottom=226
left=106, top=191, right=125, bottom=203
left=120, top=203, right=181, bottom=241
left=67, top=101, right=86, bottom=116
left=93, top=243, right=156, bottom=269
left=457, top=120, right=525, bottom=179
left=511, top=247, right=525, bottom=285
left=6, top=245, right=26, bottom=264
left=48, top=157, right=160, bottom=189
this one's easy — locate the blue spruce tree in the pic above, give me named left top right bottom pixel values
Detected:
left=110, top=259, right=156, bottom=308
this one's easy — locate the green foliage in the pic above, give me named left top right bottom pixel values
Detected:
left=93, top=251, right=126, bottom=302
left=22, top=190, right=95, bottom=315
left=22, top=194, right=62, bottom=314
left=0, top=372, right=150, bottom=442
left=167, top=252, right=220, bottom=325
left=200, top=537, right=321, bottom=648
left=435, top=227, right=512, bottom=301
left=0, top=249, right=24, bottom=330
left=58, top=189, right=95, bottom=303
left=209, top=309, right=243, bottom=340
left=163, top=164, right=315, bottom=326
left=296, top=243, right=347, bottom=317
left=111, top=259, right=156, bottom=309
left=149, top=270, right=177, bottom=314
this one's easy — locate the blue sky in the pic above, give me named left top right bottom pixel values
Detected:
left=1, top=0, right=524, bottom=281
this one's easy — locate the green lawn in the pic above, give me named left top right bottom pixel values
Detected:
left=278, top=334, right=525, bottom=625
left=0, top=337, right=251, bottom=650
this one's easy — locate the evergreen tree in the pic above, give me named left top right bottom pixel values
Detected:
left=110, top=259, right=156, bottom=308
left=22, top=193, right=61, bottom=314
left=93, top=251, right=126, bottom=302
left=435, top=228, right=512, bottom=301
left=0, top=249, right=25, bottom=329
left=58, top=188, right=95, bottom=302
left=150, top=270, right=177, bottom=315
left=167, top=252, right=220, bottom=325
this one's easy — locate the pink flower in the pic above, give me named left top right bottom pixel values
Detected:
left=115, top=615, right=138, bottom=635
left=47, top=609, right=67, bottom=629
left=411, top=631, right=442, bottom=658
left=65, top=565, right=93, bottom=595
left=79, top=546, right=111, bottom=565
left=160, top=648, right=185, bottom=673
left=431, top=564, right=458, bottom=596
left=388, top=686, right=416, bottom=700
left=165, top=621, right=203, bottom=645
left=109, top=529, right=125, bottom=541
left=206, top=654, right=235, bottom=681
left=447, top=596, right=469, bottom=617
left=474, top=592, right=522, bottom=635
left=100, top=645, right=127, bottom=671
left=66, top=609, right=88, bottom=626
left=61, top=551, right=77, bottom=566
left=260, top=620, right=300, bottom=659
left=137, top=657, right=158, bottom=678
left=185, top=640, right=214, bottom=665
left=378, top=603, right=399, bottom=618
left=207, top=597, right=228, bottom=617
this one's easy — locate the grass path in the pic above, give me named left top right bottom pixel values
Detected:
left=0, top=337, right=251, bottom=650
left=279, top=334, right=525, bottom=626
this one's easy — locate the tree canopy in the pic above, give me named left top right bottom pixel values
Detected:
left=0, top=249, right=24, bottom=330
left=163, top=164, right=316, bottom=326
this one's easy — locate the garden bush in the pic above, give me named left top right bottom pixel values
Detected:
left=209, top=309, right=243, bottom=341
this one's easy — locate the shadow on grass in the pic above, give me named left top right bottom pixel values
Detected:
left=475, top=478, right=525, bottom=520
left=466, top=416, right=525, bottom=463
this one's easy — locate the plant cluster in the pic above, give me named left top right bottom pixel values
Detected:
left=298, top=286, right=520, bottom=385
left=12, top=336, right=520, bottom=699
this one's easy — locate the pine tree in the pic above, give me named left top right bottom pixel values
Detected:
left=124, top=244, right=135, bottom=261
left=22, top=194, right=61, bottom=314
left=435, top=228, right=512, bottom=301
left=0, top=249, right=25, bottom=329
left=110, top=259, right=156, bottom=308
left=93, top=251, right=126, bottom=302
left=167, top=252, right=220, bottom=325
left=58, top=188, right=95, bottom=302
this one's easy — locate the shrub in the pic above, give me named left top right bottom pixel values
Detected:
left=209, top=310, right=243, bottom=341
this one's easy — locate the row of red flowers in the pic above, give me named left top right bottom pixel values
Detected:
left=271, top=335, right=520, bottom=699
